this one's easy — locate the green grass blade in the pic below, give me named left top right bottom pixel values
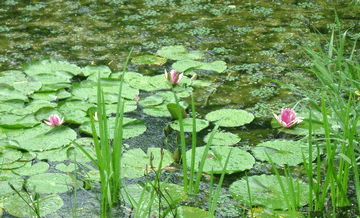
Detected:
left=194, top=124, right=219, bottom=194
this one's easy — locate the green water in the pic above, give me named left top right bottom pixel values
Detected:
left=0, top=0, right=359, bottom=217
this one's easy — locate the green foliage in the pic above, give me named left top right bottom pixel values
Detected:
left=205, top=109, right=254, bottom=127
left=230, top=174, right=311, bottom=210
left=186, top=146, right=254, bottom=174
left=252, top=140, right=317, bottom=166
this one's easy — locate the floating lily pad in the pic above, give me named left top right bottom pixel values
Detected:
left=121, top=183, right=187, bottom=215
left=0, top=147, right=22, bottom=166
left=230, top=174, right=311, bottom=210
left=203, top=131, right=241, bottom=146
left=0, top=84, right=28, bottom=102
left=252, top=140, right=317, bottom=166
left=172, top=60, right=227, bottom=73
left=186, top=146, right=254, bottom=174
left=4, top=193, right=63, bottom=217
left=12, top=161, right=49, bottom=176
left=132, top=55, right=167, bottom=65
left=205, top=109, right=254, bottom=127
left=79, top=117, right=146, bottom=139
left=138, top=95, right=164, bottom=107
left=57, top=100, right=95, bottom=124
left=24, top=58, right=81, bottom=76
left=82, top=65, right=112, bottom=81
left=121, top=147, right=173, bottom=178
left=123, top=72, right=159, bottom=91
left=176, top=206, right=208, bottom=218
left=170, top=118, right=209, bottom=132
left=13, top=124, right=77, bottom=151
left=71, top=79, right=139, bottom=103
left=156, top=45, right=204, bottom=60
left=55, top=163, right=76, bottom=172
left=0, top=172, right=24, bottom=197
left=0, top=113, right=39, bottom=128
left=11, top=100, right=57, bottom=116
left=0, top=70, right=42, bottom=95
left=143, top=104, right=172, bottom=117
left=26, top=173, right=73, bottom=194
left=105, top=101, right=138, bottom=114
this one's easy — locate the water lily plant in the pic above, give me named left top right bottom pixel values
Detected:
left=165, top=69, right=183, bottom=86
left=44, top=114, right=64, bottom=126
left=273, top=108, right=303, bottom=128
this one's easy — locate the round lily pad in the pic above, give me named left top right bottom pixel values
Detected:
left=203, top=131, right=241, bottom=146
left=156, top=45, right=204, bottom=60
left=0, top=147, right=22, bottom=165
left=205, top=109, right=254, bottom=127
left=12, top=161, right=49, bottom=176
left=0, top=172, right=24, bottom=197
left=121, top=147, right=173, bottom=179
left=26, top=173, right=73, bottom=194
left=186, top=146, right=254, bottom=174
left=14, top=125, right=77, bottom=151
left=251, top=140, right=317, bottom=166
left=79, top=117, right=146, bottom=139
left=55, top=163, right=76, bottom=172
left=170, top=118, right=209, bottom=132
left=4, top=193, right=63, bottom=217
left=131, top=55, right=167, bottom=65
left=138, top=94, right=164, bottom=107
left=229, top=174, right=311, bottom=210
left=121, top=183, right=187, bottom=215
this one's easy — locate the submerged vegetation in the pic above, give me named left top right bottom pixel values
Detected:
left=0, top=0, right=360, bottom=217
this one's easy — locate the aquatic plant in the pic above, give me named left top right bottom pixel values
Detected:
left=164, top=69, right=183, bottom=86
left=273, top=108, right=303, bottom=128
left=44, top=114, right=64, bottom=126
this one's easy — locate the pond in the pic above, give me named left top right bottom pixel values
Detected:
left=0, top=0, right=360, bottom=217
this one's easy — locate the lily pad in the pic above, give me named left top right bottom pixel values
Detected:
left=71, top=79, right=139, bottom=103
left=170, top=118, right=209, bottom=132
left=138, top=95, right=164, bottom=107
left=172, top=60, right=227, bottom=73
left=0, top=84, right=28, bottom=102
left=156, top=45, right=204, bottom=60
left=252, top=140, right=317, bottom=166
left=143, top=104, right=172, bottom=117
left=229, top=174, right=311, bottom=210
left=13, top=125, right=77, bottom=151
left=82, top=65, right=112, bottom=81
left=0, top=172, right=24, bottom=197
left=176, top=206, right=208, bottom=218
left=4, top=193, right=63, bottom=217
left=23, top=58, right=81, bottom=76
left=0, top=147, right=22, bottom=166
left=203, top=131, right=241, bottom=146
left=55, top=163, right=76, bottom=172
left=121, top=183, right=187, bottom=215
left=12, top=161, right=49, bottom=176
left=0, top=70, right=42, bottom=95
left=121, top=147, right=173, bottom=179
left=186, top=146, right=254, bottom=174
left=79, top=117, right=146, bottom=139
left=132, top=55, right=167, bottom=65
left=205, top=109, right=254, bottom=127
left=26, top=173, right=73, bottom=194
left=0, top=114, right=39, bottom=128
left=124, top=72, right=159, bottom=92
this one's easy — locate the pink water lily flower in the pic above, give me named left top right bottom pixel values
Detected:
left=44, top=114, right=64, bottom=126
left=273, top=108, right=303, bottom=128
left=165, top=69, right=183, bottom=86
